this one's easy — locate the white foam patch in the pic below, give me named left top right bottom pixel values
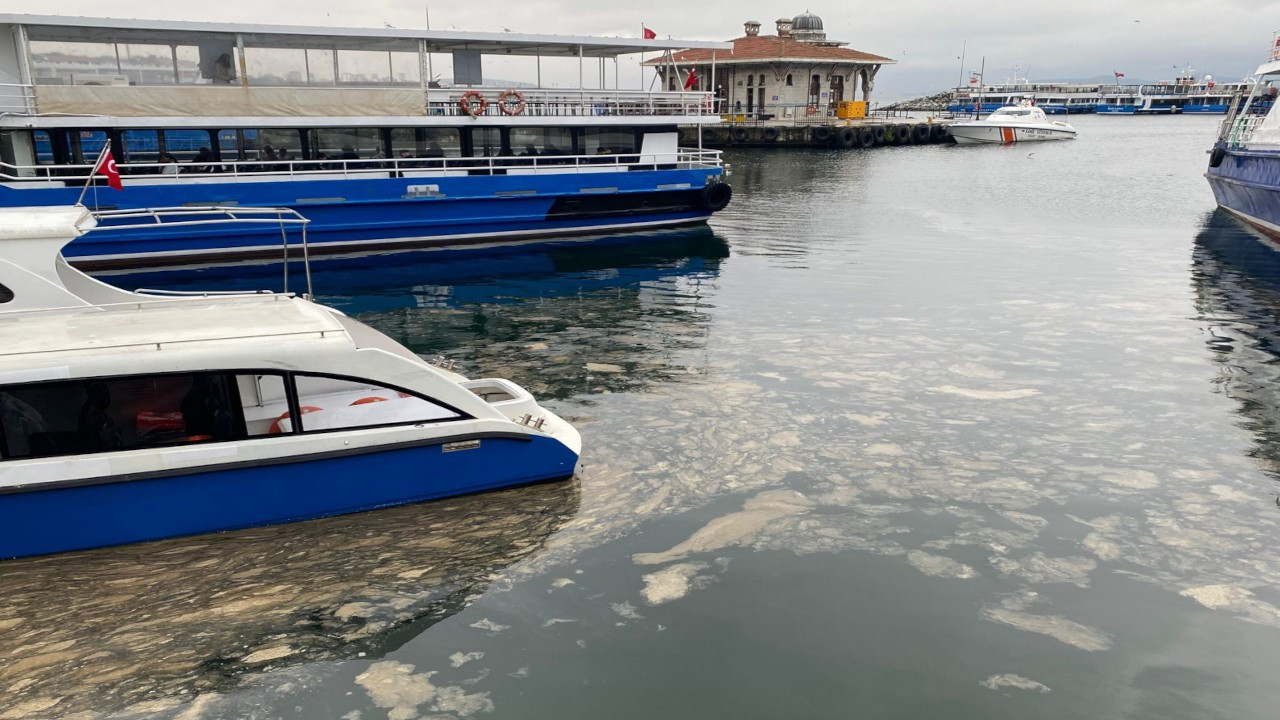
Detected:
left=632, top=490, right=814, bottom=565
left=948, top=363, right=1006, bottom=380
left=907, top=550, right=978, bottom=579
left=990, top=553, right=1097, bottom=588
left=468, top=618, right=510, bottom=633
left=980, top=673, right=1050, bottom=693
left=864, top=443, right=906, bottom=457
left=355, top=661, right=494, bottom=719
left=449, top=652, right=484, bottom=668
left=983, top=592, right=1112, bottom=652
left=1181, top=585, right=1280, bottom=626
left=641, top=562, right=709, bottom=605
left=928, top=385, right=1040, bottom=400
left=1099, top=469, right=1160, bottom=490
left=611, top=602, right=643, bottom=620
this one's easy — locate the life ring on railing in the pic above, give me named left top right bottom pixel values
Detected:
left=700, top=182, right=733, bottom=212
left=497, top=89, right=526, bottom=116
left=269, top=406, right=323, bottom=434
left=806, top=105, right=818, bottom=116
left=1209, top=147, right=1227, bottom=168
left=350, top=396, right=389, bottom=405
left=459, top=91, right=487, bottom=117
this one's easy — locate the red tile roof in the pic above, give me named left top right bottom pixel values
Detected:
left=642, top=35, right=894, bottom=66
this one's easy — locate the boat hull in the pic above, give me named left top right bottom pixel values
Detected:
left=1206, top=146, right=1280, bottom=240
left=0, top=168, right=727, bottom=269
left=0, top=432, right=579, bottom=559
left=949, top=124, right=1076, bottom=145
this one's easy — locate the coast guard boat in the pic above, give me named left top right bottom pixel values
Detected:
left=0, top=205, right=581, bottom=559
left=1206, top=33, right=1280, bottom=241
left=948, top=100, right=1077, bottom=144
left=0, top=14, right=733, bottom=270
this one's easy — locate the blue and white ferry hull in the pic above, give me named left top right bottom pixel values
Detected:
left=1, top=429, right=578, bottom=560
left=1206, top=145, right=1280, bottom=240
left=3, top=169, right=729, bottom=269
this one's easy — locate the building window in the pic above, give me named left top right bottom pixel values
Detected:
left=759, top=74, right=765, bottom=86
left=786, top=73, right=793, bottom=86
left=747, top=75, right=753, bottom=86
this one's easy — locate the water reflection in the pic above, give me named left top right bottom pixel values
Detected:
left=0, top=480, right=579, bottom=720
left=1192, top=210, right=1280, bottom=480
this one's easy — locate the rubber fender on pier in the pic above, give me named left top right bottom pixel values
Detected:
left=858, top=128, right=876, bottom=148
left=895, top=125, right=913, bottom=144
left=731, top=127, right=750, bottom=143
left=929, top=124, right=949, bottom=142
left=1208, top=147, right=1227, bottom=169
left=912, top=124, right=930, bottom=142
left=762, top=126, right=781, bottom=142
left=701, top=182, right=733, bottom=212
left=872, top=126, right=887, bottom=144
left=836, top=127, right=859, bottom=149
left=812, top=126, right=834, bottom=143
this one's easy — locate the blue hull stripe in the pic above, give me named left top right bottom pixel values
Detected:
left=0, top=435, right=578, bottom=559
left=1207, top=146, right=1280, bottom=233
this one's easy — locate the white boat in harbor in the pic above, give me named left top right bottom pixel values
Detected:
left=0, top=206, right=581, bottom=559
left=948, top=102, right=1077, bottom=145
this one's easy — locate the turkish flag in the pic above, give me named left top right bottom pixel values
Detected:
left=683, top=67, right=698, bottom=90
left=643, top=26, right=656, bottom=39
left=95, top=147, right=123, bottom=191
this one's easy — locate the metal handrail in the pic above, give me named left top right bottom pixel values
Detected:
left=0, top=148, right=724, bottom=182
left=0, top=82, right=36, bottom=114
left=426, top=87, right=714, bottom=118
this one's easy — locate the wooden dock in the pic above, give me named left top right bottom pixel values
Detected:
left=682, top=120, right=954, bottom=149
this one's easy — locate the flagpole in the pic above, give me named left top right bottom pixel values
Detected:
left=74, top=139, right=110, bottom=208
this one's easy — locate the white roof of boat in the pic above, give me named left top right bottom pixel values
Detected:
left=0, top=295, right=348, bottom=365
left=0, top=14, right=732, bottom=57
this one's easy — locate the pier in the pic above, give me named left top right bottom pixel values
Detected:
left=682, top=119, right=953, bottom=148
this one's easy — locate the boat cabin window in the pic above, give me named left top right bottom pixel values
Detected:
left=0, top=372, right=248, bottom=460
left=307, top=128, right=383, bottom=163
left=510, top=128, right=574, bottom=158
left=0, top=282, right=11, bottom=304
left=121, top=130, right=161, bottom=167
left=582, top=128, right=637, bottom=155
left=390, top=128, right=462, bottom=160
left=71, top=131, right=109, bottom=165
left=240, top=129, right=304, bottom=167
left=0, top=131, right=56, bottom=178
left=278, top=374, right=462, bottom=434
left=469, top=128, right=507, bottom=157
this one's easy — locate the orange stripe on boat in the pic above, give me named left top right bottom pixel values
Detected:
left=1002, top=127, right=1015, bottom=143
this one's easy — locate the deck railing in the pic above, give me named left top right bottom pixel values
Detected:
left=0, top=148, right=723, bottom=184
left=1222, top=114, right=1267, bottom=148
left=0, top=83, right=36, bottom=115
left=426, top=88, right=714, bottom=118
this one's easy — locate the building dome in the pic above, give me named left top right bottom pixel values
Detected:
left=791, top=11, right=823, bottom=31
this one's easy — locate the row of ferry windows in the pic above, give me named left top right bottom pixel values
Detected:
left=0, top=371, right=462, bottom=461
left=14, top=127, right=643, bottom=168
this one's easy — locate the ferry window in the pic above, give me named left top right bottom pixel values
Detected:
left=582, top=128, right=637, bottom=155
left=235, top=374, right=291, bottom=436
left=510, top=128, right=573, bottom=157
left=308, top=129, right=383, bottom=161
left=0, top=282, right=11, bottom=303
left=469, top=128, right=506, bottom=157
left=118, top=44, right=182, bottom=85
left=217, top=129, right=241, bottom=161
left=72, top=131, right=108, bottom=165
left=163, top=130, right=215, bottom=164
left=306, top=49, right=336, bottom=85
left=336, top=50, right=393, bottom=85
left=283, top=375, right=461, bottom=434
left=121, top=130, right=160, bottom=169
left=243, top=129, right=303, bottom=167
left=389, top=128, right=462, bottom=159
left=0, top=373, right=246, bottom=460
left=0, top=131, right=55, bottom=176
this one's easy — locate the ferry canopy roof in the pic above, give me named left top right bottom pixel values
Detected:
left=0, top=14, right=732, bottom=58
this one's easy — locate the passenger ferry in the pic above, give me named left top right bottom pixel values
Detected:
left=0, top=205, right=581, bottom=559
left=0, top=15, right=734, bottom=269
left=1206, top=34, right=1280, bottom=242
left=1096, top=68, right=1247, bottom=114
left=949, top=78, right=1101, bottom=115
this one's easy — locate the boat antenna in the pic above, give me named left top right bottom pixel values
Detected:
left=975, top=56, right=985, bottom=120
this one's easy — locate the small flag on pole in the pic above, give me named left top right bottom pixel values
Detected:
left=642, top=26, right=657, bottom=39
left=1113, top=71, right=1125, bottom=79
left=683, top=66, right=698, bottom=90
left=91, top=143, right=123, bottom=191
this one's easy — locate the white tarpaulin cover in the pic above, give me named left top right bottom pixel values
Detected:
left=35, top=85, right=425, bottom=118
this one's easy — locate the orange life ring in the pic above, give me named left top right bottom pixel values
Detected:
left=497, top=89, right=526, bottom=116
left=806, top=105, right=818, bottom=116
left=459, top=90, right=487, bottom=117
left=269, top=405, right=323, bottom=434
left=350, top=396, right=389, bottom=405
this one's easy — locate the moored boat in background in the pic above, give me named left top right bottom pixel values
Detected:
left=948, top=101, right=1077, bottom=145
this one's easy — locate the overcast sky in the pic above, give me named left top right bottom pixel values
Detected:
left=7, top=0, right=1280, bottom=95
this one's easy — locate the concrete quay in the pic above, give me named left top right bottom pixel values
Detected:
left=682, top=120, right=954, bottom=149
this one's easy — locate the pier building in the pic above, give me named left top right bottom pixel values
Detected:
left=645, top=13, right=894, bottom=121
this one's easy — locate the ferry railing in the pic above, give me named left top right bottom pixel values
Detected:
left=0, top=148, right=725, bottom=183
left=1224, top=114, right=1266, bottom=148
left=0, top=83, right=36, bottom=115
left=426, top=88, right=714, bottom=118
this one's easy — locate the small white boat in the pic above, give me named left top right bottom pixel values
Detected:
left=949, top=102, right=1078, bottom=145
left=0, top=205, right=581, bottom=559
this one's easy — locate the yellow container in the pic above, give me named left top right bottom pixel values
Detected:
left=836, top=101, right=867, bottom=119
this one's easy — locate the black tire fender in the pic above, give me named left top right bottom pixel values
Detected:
left=1208, top=147, right=1227, bottom=169
left=701, top=182, right=733, bottom=212
left=872, top=125, right=887, bottom=144
left=731, top=127, right=749, bottom=143
left=812, top=125, right=833, bottom=143
left=762, top=126, right=780, bottom=142
left=858, top=128, right=876, bottom=148
left=912, top=124, right=931, bottom=142
left=837, top=127, right=858, bottom=148
left=895, top=124, right=913, bottom=144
